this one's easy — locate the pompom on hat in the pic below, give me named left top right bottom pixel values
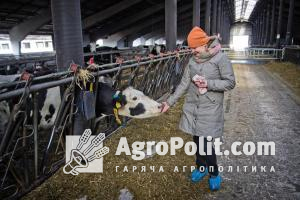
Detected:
left=187, top=26, right=210, bottom=48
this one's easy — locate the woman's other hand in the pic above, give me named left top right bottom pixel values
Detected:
left=194, top=79, right=208, bottom=88
left=161, top=102, right=170, bottom=113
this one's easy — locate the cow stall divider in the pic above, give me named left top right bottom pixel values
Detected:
left=0, top=50, right=191, bottom=199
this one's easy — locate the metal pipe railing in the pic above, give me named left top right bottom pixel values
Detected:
left=0, top=50, right=190, bottom=90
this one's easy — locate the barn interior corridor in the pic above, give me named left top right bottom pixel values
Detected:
left=1, top=0, right=300, bottom=199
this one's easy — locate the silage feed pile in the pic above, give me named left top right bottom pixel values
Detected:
left=265, top=61, right=300, bottom=97
left=25, top=97, right=217, bottom=200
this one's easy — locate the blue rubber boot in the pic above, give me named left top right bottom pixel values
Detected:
left=209, top=175, right=222, bottom=191
left=191, top=167, right=208, bottom=183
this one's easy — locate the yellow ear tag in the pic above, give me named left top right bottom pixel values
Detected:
left=115, top=102, right=121, bottom=109
left=89, top=83, right=93, bottom=92
left=113, top=108, right=122, bottom=125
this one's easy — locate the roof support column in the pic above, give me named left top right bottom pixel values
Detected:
left=165, top=0, right=177, bottom=51
left=220, top=1, right=224, bottom=41
left=224, top=9, right=229, bottom=44
left=212, top=0, right=218, bottom=35
left=264, top=3, right=271, bottom=46
left=51, top=0, right=84, bottom=71
left=257, top=14, right=261, bottom=45
left=253, top=21, right=257, bottom=45
left=255, top=17, right=259, bottom=45
left=254, top=18, right=257, bottom=45
left=255, top=20, right=259, bottom=45
left=51, top=0, right=86, bottom=135
left=265, top=2, right=270, bottom=45
left=260, top=12, right=264, bottom=45
left=276, top=0, right=284, bottom=48
left=205, top=0, right=211, bottom=35
left=10, top=41, right=21, bottom=56
left=193, top=0, right=201, bottom=27
left=261, top=9, right=266, bottom=46
left=217, top=0, right=221, bottom=34
left=285, top=0, right=294, bottom=45
left=225, top=15, right=229, bottom=44
left=269, top=0, right=276, bottom=46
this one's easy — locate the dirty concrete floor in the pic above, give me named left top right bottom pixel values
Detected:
left=214, top=64, right=300, bottom=199
left=25, top=64, right=300, bottom=200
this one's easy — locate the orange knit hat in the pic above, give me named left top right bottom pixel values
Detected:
left=187, top=26, right=210, bottom=48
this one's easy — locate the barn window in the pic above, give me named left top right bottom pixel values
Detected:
left=36, top=42, right=44, bottom=48
left=2, top=43, right=9, bottom=49
left=23, top=42, right=31, bottom=49
left=45, top=41, right=52, bottom=48
left=96, top=39, right=104, bottom=47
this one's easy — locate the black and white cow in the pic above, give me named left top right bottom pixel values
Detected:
left=150, top=44, right=167, bottom=56
left=0, top=71, right=61, bottom=132
left=0, top=73, right=163, bottom=136
left=96, top=82, right=163, bottom=119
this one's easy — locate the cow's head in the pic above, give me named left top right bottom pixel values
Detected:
left=117, top=87, right=162, bottom=119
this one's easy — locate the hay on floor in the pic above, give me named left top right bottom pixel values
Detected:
left=24, top=96, right=219, bottom=200
left=265, top=61, right=300, bottom=97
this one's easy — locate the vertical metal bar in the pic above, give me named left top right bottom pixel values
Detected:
left=193, top=0, right=201, bottom=27
left=212, top=0, right=217, bottom=35
left=165, top=0, right=177, bottom=51
left=205, top=0, right=211, bottom=34
left=285, top=0, right=294, bottom=45
left=270, top=0, right=276, bottom=45
left=256, top=18, right=259, bottom=46
left=254, top=21, right=257, bottom=45
left=264, top=1, right=271, bottom=46
left=261, top=9, right=266, bottom=46
left=259, top=13, right=263, bottom=46
left=276, top=0, right=284, bottom=48
left=217, top=0, right=221, bottom=34
left=33, top=92, right=38, bottom=178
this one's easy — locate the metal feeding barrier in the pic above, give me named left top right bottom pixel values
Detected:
left=223, top=48, right=283, bottom=60
left=0, top=50, right=191, bottom=199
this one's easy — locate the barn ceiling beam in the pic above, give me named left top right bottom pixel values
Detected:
left=90, top=1, right=190, bottom=40
left=89, top=2, right=165, bottom=38
left=9, top=8, right=51, bottom=55
left=117, top=11, right=193, bottom=42
left=82, top=0, right=143, bottom=29
left=9, top=9, right=51, bottom=42
left=128, top=14, right=193, bottom=44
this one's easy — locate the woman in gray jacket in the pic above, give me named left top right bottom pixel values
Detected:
left=161, top=27, right=235, bottom=191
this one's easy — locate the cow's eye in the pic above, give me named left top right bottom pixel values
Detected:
left=132, top=97, right=137, bottom=101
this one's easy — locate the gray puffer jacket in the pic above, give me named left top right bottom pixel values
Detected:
left=166, top=48, right=235, bottom=138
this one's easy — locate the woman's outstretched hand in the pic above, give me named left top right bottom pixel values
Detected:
left=161, top=102, right=170, bottom=113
